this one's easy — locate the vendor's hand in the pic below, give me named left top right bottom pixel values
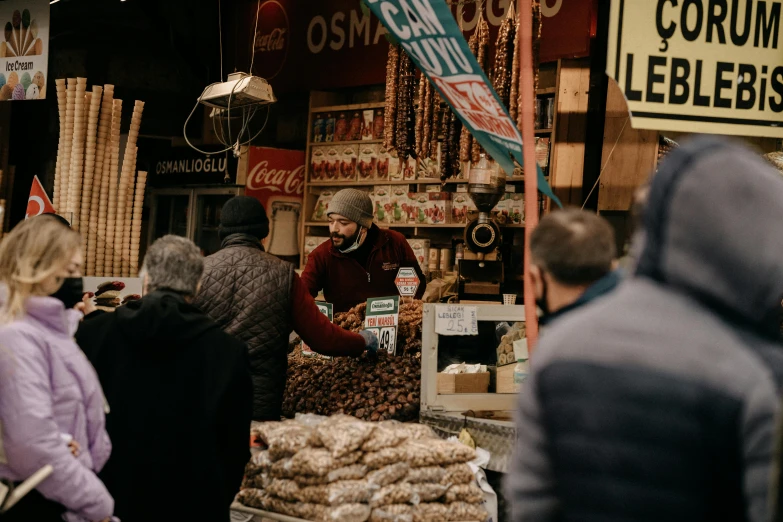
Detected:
left=360, top=330, right=379, bottom=356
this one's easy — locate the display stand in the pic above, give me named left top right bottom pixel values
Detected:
left=419, top=303, right=522, bottom=473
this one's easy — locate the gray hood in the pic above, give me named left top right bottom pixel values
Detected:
left=635, top=136, right=783, bottom=339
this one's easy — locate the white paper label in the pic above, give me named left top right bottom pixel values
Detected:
left=435, top=305, right=479, bottom=336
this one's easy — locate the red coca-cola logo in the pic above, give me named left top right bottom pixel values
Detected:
left=247, top=161, right=304, bottom=196
left=252, top=0, right=289, bottom=80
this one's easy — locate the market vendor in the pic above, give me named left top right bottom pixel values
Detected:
left=301, top=188, right=426, bottom=313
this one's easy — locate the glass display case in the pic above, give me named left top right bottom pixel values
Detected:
left=148, top=186, right=243, bottom=256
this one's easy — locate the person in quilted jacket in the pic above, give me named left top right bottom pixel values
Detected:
left=0, top=217, right=114, bottom=522
left=193, top=196, right=377, bottom=421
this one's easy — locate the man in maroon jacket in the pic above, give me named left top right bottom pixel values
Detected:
left=301, top=189, right=426, bottom=313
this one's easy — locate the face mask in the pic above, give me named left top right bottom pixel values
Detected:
left=337, top=227, right=365, bottom=254
left=50, top=277, right=84, bottom=310
left=536, top=274, right=550, bottom=319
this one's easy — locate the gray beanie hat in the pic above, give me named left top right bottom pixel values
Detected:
left=327, top=189, right=374, bottom=229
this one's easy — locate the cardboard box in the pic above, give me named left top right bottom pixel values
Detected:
left=451, top=192, right=470, bottom=224
left=496, top=364, right=517, bottom=394
left=358, top=144, right=378, bottom=181
left=387, top=149, right=402, bottom=181
left=372, top=185, right=393, bottom=224
left=310, top=146, right=327, bottom=181
left=391, top=186, right=410, bottom=223
left=507, top=193, right=524, bottom=224
left=403, top=155, right=418, bottom=180
left=410, top=193, right=430, bottom=225
left=427, top=192, right=451, bottom=225
left=417, top=156, right=439, bottom=180
left=324, top=146, right=341, bottom=181
left=339, top=145, right=358, bottom=181
left=311, top=190, right=335, bottom=222
left=378, top=146, right=395, bottom=180
left=407, top=238, right=430, bottom=275
left=437, top=372, right=491, bottom=394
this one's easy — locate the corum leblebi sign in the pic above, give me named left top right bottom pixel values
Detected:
left=607, top=0, right=783, bottom=138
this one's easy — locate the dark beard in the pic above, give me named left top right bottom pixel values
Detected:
left=332, top=228, right=361, bottom=250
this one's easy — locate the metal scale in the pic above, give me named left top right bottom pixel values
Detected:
left=458, top=154, right=506, bottom=302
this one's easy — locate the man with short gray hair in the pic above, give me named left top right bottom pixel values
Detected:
left=76, top=235, right=252, bottom=522
left=140, top=234, right=205, bottom=296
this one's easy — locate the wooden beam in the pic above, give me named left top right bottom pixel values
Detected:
left=549, top=59, right=591, bottom=207
left=597, top=79, right=658, bottom=212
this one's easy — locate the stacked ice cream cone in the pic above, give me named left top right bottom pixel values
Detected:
left=49, top=78, right=147, bottom=277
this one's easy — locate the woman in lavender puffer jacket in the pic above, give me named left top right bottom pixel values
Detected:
left=0, top=217, right=114, bottom=521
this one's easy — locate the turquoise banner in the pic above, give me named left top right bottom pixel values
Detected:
left=365, top=0, right=561, bottom=206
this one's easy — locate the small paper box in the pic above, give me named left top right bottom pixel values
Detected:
left=437, top=372, right=490, bottom=394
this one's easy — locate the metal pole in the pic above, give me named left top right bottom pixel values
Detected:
left=518, top=0, right=540, bottom=353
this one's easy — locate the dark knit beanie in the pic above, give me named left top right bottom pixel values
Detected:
left=219, top=196, right=270, bottom=240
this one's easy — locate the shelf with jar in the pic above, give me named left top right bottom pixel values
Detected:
left=299, top=58, right=567, bottom=271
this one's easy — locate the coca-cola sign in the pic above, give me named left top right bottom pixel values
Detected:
left=245, top=147, right=305, bottom=251
left=246, top=161, right=304, bottom=196
left=252, top=0, right=290, bottom=80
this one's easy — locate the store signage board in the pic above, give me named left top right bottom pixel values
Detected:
left=364, top=0, right=561, bottom=206
left=302, top=301, right=334, bottom=359
left=246, top=0, right=597, bottom=93
left=395, top=267, right=420, bottom=297
left=607, top=0, right=783, bottom=138
left=365, top=296, right=400, bottom=355
left=0, top=0, right=49, bottom=101
left=143, top=142, right=238, bottom=187
left=435, top=304, right=479, bottom=336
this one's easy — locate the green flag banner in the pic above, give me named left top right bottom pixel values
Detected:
left=365, top=0, right=561, bottom=206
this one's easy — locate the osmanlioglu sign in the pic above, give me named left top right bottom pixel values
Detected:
left=607, top=0, right=783, bottom=138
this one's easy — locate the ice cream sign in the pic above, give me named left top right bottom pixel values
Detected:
left=0, top=0, right=48, bottom=101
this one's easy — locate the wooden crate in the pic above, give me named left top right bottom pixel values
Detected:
left=496, top=364, right=518, bottom=394
left=437, top=372, right=490, bottom=394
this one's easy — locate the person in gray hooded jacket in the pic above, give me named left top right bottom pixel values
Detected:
left=507, top=136, right=783, bottom=522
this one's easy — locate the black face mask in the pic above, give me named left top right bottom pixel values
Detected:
left=51, top=277, right=84, bottom=310
left=536, top=274, right=550, bottom=319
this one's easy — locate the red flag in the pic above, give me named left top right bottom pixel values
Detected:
left=25, top=176, right=55, bottom=219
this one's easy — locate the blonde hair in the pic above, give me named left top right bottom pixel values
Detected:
left=0, top=217, right=81, bottom=322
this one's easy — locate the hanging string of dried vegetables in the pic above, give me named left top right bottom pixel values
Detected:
left=509, top=17, right=521, bottom=122
left=395, top=50, right=417, bottom=161
left=492, top=3, right=516, bottom=110
left=421, top=81, right=433, bottom=160
left=471, top=14, right=490, bottom=164
left=459, top=27, right=479, bottom=164
left=384, top=45, right=400, bottom=151
left=518, top=0, right=542, bottom=132
left=415, top=75, right=426, bottom=157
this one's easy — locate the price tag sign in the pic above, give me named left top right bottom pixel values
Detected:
left=302, top=302, right=334, bottom=359
left=395, top=267, right=420, bottom=297
left=435, top=305, right=479, bottom=336
left=365, top=296, right=400, bottom=355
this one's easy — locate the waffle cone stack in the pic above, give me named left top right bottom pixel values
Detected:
left=67, top=78, right=87, bottom=229
left=80, top=85, right=102, bottom=264
left=50, top=77, right=146, bottom=276
left=58, top=79, right=76, bottom=220
left=53, top=79, right=66, bottom=212
left=105, top=98, right=122, bottom=275
left=88, top=85, right=113, bottom=276
left=130, top=170, right=147, bottom=276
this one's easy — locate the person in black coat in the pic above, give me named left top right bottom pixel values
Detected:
left=76, top=235, right=252, bottom=522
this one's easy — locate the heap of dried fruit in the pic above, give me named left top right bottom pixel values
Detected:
left=283, top=301, right=424, bottom=422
